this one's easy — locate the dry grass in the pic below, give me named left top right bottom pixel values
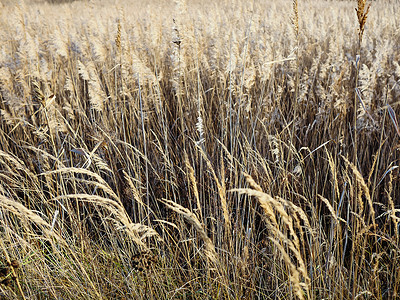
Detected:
left=0, top=0, right=399, bottom=298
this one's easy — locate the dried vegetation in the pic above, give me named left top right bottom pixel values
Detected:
left=0, top=0, right=400, bottom=299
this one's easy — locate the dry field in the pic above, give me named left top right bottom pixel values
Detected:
left=0, top=0, right=399, bottom=299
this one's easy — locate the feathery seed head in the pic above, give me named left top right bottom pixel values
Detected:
left=355, top=0, right=371, bottom=42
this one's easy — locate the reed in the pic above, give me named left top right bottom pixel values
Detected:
left=0, top=0, right=399, bottom=298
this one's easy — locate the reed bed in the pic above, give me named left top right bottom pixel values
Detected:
left=0, top=0, right=399, bottom=298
